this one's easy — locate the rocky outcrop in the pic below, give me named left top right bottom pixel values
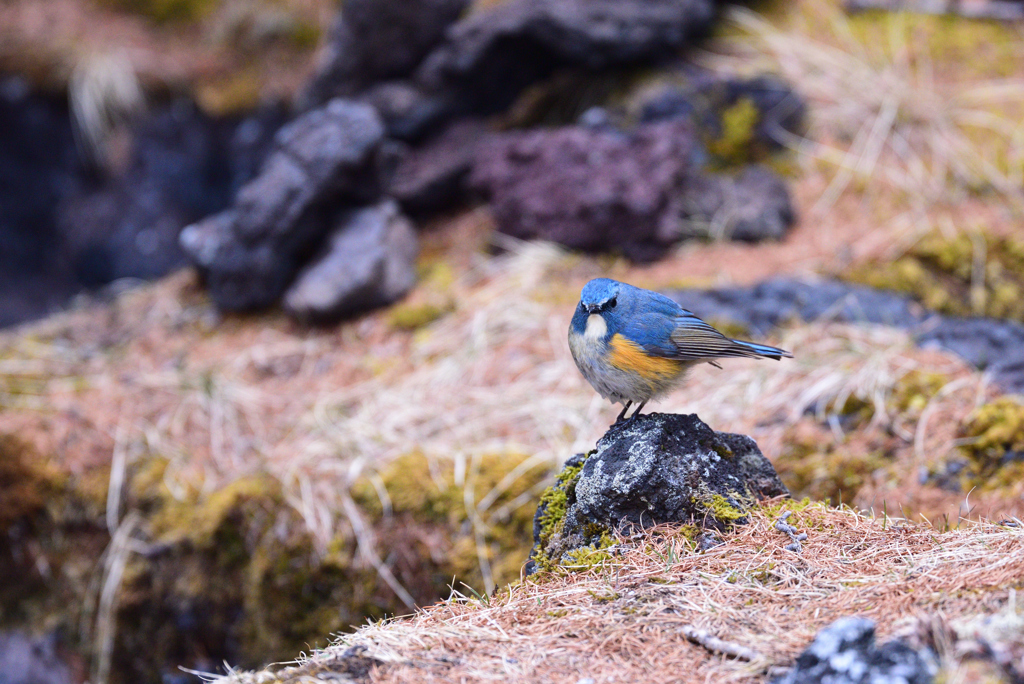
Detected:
left=415, top=0, right=717, bottom=119
left=528, top=413, right=788, bottom=571
left=472, top=121, right=795, bottom=261
left=284, top=201, right=418, bottom=324
left=774, top=617, right=936, bottom=684
left=300, top=0, right=470, bottom=108
left=472, top=121, right=700, bottom=262
left=179, top=99, right=402, bottom=312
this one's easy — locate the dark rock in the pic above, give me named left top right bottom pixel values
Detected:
left=0, top=81, right=284, bottom=329
left=60, top=101, right=286, bottom=286
left=667, top=278, right=928, bottom=337
left=180, top=99, right=396, bottom=311
left=638, top=72, right=806, bottom=157
left=917, top=316, right=1024, bottom=392
left=471, top=120, right=700, bottom=261
left=0, top=632, right=76, bottom=684
left=415, top=0, right=718, bottom=119
left=300, top=0, right=471, bottom=108
left=360, top=81, right=456, bottom=141
left=389, top=119, right=487, bottom=214
left=774, top=617, right=936, bottom=684
left=665, top=278, right=1024, bottom=392
left=529, top=413, right=788, bottom=570
left=283, top=201, right=418, bottom=324
left=0, top=79, right=82, bottom=328
left=677, top=166, right=795, bottom=242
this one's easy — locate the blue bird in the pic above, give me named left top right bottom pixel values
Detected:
left=568, top=278, right=792, bottom=424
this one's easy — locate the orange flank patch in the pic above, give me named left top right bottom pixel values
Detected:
left=607, top=334, right=684, bottom=380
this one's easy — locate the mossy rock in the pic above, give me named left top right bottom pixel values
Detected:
left=843, top=230, right=1024, bottom=322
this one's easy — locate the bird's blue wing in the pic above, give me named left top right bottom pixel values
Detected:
left=623, top=309, right=779, bottom=361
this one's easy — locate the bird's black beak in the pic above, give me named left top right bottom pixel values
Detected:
left=584, top=303, right=599, bottom=314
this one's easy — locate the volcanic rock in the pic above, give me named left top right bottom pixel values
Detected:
left=471, top=120, right=700, bottom=261
left=299, top=0, right=471, bottom=108
left=528, top=413, right=788, bottom=571
left=283, top=200, right=418, bottom=324
left=179, top=99, right=397, bottom=311
left=415, top=0, right=718, bottom=118
left=774, top=617, right=936, bottom=684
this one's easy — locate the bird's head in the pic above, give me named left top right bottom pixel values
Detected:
left=579, top=278, right=621, bottom=314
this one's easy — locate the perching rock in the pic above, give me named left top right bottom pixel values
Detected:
left=471, top=120, right=699, bottom=262
left=179, top=99, right=397, bottom=311
left=678, top=165, right=795, bottom=242
left=283, top=201, right=418, bottom=324
left=528, top=413, right=788, bottom=571
left=300, top=0, right=470, bottom=108
left=774, top=617, right=936, bottom=684
left=415, top=0, right=717, bottom=118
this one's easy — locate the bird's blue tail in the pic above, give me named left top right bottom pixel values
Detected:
left=732, top=339, right=792, bottom=360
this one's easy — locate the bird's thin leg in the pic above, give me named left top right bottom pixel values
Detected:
left=614, top=401, right=633, bottom=424
left=627, top=401, right=647, bottom=423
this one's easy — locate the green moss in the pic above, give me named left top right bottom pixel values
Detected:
left=958, top=398, right=1024, bottom=487
left=890, top=370, right=948, bottom=414
left=563, top=531, right=616, bottom=570
left=706, top=98, right=760, bottom=166
left=842, top=230, right=1024, bottom=324
left=353, top=451, right=552, bottom=592
left=775, top=429, right=884, bottom=505
left=99, top=0, right=219, bottom=24
left=693, top=492, right=748, bottom=525
left=387, top=302, right=453, bottom=331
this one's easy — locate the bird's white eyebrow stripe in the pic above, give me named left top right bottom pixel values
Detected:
left=584, top=314, right=607, bottom=341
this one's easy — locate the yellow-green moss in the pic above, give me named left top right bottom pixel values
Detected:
left=775, top=429, right=885, bottom=505
left=563, top=531, right=615, bottom=570
left=843, top=230, right=1024, bottom=323
left=353, top=451, right=552, bottom=592
left=958, top=398, right=1024, bottom=488
left=890, top=370, right=948, bottom=414
left=0, top=434, right=64, bottom=529
left=387, top=302, right=453, bottom=331
left=99, top=0, right=219, bottom=24
left=706, top=98, right=760, bottom=166
left=692, top=492, right=748, bottom=525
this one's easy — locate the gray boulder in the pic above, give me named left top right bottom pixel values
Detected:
left=528, top=413, right=788, bottom=571
left=774, top=617, right=936, bottom=684
left=283, top=201, right=418, bottom=324
left=179, top=100, right=397, bottom=311
left=299, top=0, right=471, bottom=108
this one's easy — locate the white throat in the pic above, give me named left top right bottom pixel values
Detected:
left=584, top=313, right=607, bottom=341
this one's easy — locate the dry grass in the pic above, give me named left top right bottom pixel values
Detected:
left=211, top=502, right=1024, bottom=684
left=701, top=1, right=1024, bottom=212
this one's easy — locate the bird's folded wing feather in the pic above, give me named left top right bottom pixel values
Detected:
left=624, top=310, right=754, bottom=361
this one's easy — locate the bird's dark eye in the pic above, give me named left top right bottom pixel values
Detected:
left=608, top=298, right=617, bottom=309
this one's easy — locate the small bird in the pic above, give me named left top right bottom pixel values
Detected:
left=569, top=278, right=792, bottom=424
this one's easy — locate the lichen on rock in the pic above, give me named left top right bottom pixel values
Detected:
left=527, top=413, right=788, bottom=573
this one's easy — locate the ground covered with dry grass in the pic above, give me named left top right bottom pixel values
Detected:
left=4, top=0, right=1024, bottom=681
left=214, top=502, right=1024, bottom=684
